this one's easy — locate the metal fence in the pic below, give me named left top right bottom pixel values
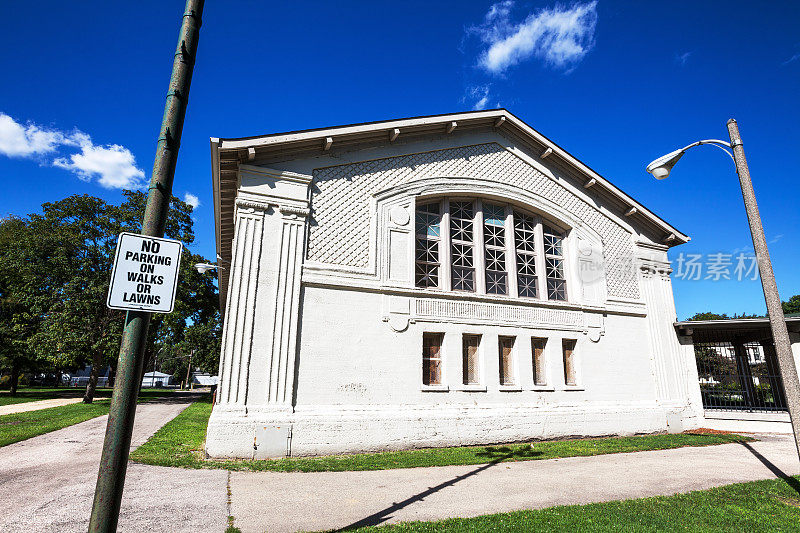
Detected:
left=693, top=328, right=787, bottom=412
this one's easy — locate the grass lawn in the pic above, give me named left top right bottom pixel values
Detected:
left=131, top=400, right=753, bottom=473
left=347, top=475, right=800, bottom=532
left=0, top=389, right=174, bottom=447
left=0, top=386, right=173, bottom=406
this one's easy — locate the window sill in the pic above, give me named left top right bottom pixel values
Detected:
left=499, top=385, right=522, bottom=392
left=563, top=385, right=585, bottom=391
left=421, top=384, right=449, bottom=392
left=457, top=385, right=487, bottom=392
left=530, top=386, right=555, bottom=392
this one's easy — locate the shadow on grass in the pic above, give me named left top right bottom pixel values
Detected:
left=739, top=441, right=800, bottom=496
left=475, top=444, right=542, bottom=460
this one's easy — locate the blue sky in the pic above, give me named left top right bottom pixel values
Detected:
left=0, top=1, right=797, bottom=319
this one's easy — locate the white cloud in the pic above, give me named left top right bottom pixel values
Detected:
left=54, top=142, right=145, bottom=189
left=183, top=192, right=200, bottom=209
left=0, top=112, right=145, bottom=189
left=470, top=1, right=598, bottom=74
left=467, top=85, right=491, bottom=110
left=0, top=113, right=66, bottom=157
left=782, top=52, right=800, bottom=66
left=675, top=51, right=692, bottom=66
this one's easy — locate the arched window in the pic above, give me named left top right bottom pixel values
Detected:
left=414, top=197, right=568, bottom=301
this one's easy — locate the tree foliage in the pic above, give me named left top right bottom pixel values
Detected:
left=783, top=295, right=800, bottom=316
left=686, top=311, right=764, bottom=321
left=0, top=192, right=221, bottom=399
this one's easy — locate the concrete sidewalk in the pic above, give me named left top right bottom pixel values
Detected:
left=230, top=433, right=800, bottom=532
left=0, top=396, right=83, bottom=415
left=0, top=394, right=227, bottom=532
left=2, top=411, right=799, bottom=533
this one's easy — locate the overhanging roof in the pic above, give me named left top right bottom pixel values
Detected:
left=211, top=109, right=691, bottom=309
left=675, top=317, right=800, bottom=336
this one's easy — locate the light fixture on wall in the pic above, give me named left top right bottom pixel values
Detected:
left=195, top=254, right=229, bottom=274
left=194, top=263, right=221, bottom=274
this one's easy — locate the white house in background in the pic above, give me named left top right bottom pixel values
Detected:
left=206, top=110, right=703, bottom=459
left=141, top=371, right=174, bottom=388
left=192, top=372, right=219, bottom=386
left=67, top=365, right=112, bottom=388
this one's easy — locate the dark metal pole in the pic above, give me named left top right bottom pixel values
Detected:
left=727, top=119, right=800, bottom=458
left=88, top=2, right=204, bottom=531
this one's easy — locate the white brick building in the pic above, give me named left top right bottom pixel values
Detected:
left=206, top=110, right=703, bottom=458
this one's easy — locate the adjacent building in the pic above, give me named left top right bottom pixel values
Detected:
left=206, top=110, right=703, bottom=458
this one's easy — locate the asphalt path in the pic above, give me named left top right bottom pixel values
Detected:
left=0, top=392, right=227, bottom=532
left=0, top=397, right=83, bottom=416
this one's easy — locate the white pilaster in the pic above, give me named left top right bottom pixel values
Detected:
left=217, top=198, right=267, bottom=408
left=207, top=168, right=311, bottom=458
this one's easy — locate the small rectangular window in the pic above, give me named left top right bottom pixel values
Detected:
left=532, top=337, right=547, bottom=385
left=562, top=339, right=577, bottom=386
left=422, top=333, right=444, bottom=386
left=498, top=336, right=515, bottom=385
left=462, top=334, right=481, bottom=385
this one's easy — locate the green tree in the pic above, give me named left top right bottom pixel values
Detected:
left=0, top=191, right=219, bottom=402
left=0, top=217, right=49, bottom=394
left=783, top=295, right=800, bottom=315
left=143, top=250, right=221, bottom=385
left=687, top=312, right=730, bottom=321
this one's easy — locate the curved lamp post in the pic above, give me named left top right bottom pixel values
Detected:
left=647, top=119, right=800, bottom=460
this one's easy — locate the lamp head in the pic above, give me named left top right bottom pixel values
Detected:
left=645, top=148, right=685, bottom=180
left=194, top=263, right=217, bottom=274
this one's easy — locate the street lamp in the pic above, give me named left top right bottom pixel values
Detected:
left=195, top=254, right=228, bottom=274
left=647, top=119, right=800, bottom=460
left=194, top=262, right=221, bottom=274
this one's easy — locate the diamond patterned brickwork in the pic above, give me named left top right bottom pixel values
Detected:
left=308, top=143, right=640, bottom=299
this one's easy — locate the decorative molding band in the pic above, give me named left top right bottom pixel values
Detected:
left=415, top=298, right=584, bottom=329
left=639, top=261, right=672, bottom=277
left=278, top=205, right=311, bottom=219
left=235, top=198, right=270, bottom=211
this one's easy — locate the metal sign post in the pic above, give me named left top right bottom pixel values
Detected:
left=88, top=1, right=204, bottom=531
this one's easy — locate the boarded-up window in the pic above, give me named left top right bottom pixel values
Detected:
left=532, top=338, right=547, bottom=385
left=563, top=339, right=577, bottom=386
left=422, top=333, right=444, bottom=385
left=462, top=334, right=481, bottom=385
left=498, top=336, right=515, bottom=385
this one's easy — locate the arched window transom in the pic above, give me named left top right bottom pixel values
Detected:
left=414, top=197, right=568, bottom=301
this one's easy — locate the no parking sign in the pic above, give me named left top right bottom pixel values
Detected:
left=106, top=232, right=183, bottom=313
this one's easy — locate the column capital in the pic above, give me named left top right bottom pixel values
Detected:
left=278, top=204, right=311, bottom=220
left=235, top=197, right=271, bottom=212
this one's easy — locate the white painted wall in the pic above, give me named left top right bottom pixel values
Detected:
left=206, top=130, right=700, bottom=459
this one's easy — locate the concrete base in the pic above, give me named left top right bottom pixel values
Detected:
left=205, top=402, right=701, bottom=458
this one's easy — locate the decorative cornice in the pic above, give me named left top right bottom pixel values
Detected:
left=279, top=205, right=311, bottom=219
left=235, top=198, right=270, bottom=211
left=639, top=261, right=672, bottom=277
